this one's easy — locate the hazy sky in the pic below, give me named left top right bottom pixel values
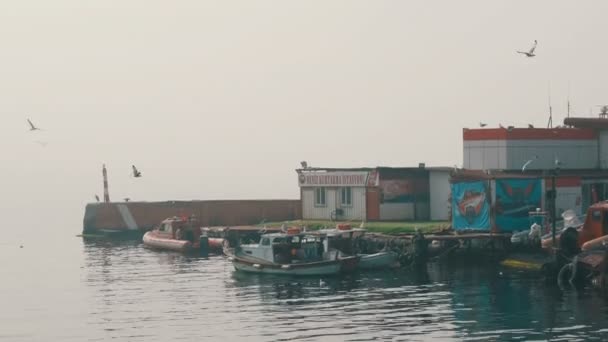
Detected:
left=2, top=1, right=608, bottom=227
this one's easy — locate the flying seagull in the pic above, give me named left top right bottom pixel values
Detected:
left=522, top=155, right=539, bottom=172
left=132, top=165, right=142, bottom=178
left=517, top=40, right=537, bottom=57
left=27, top=119, right=42, bottom=131
left=95, top=194, right=100, bottom=202
left=479, top=122, right=487, bottom=128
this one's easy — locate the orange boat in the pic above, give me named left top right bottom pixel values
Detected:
left=143, top=216, right=209, bottom=254
left=542, top=201, right=608, bottom=252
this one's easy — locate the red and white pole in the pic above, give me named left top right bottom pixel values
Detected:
left=103, top=164, right=110, bottom=203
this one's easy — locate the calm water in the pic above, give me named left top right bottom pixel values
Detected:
left=3, top=229, right=608, bottom=341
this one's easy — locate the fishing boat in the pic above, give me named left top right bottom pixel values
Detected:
left=316, top=224, right=399, bottom=269
left=143, top=216, right=208, bottom=254
left=225, top=228, right=358, bottom=276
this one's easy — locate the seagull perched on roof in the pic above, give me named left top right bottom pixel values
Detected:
left=27, top=119, right=42, bottom=131
left=131, top=165, right=142, bottom=178
left=517, top=40, right=538, bottom=57
left=479, top=122, right=487, bottom=128
left=528, top=124, right=534, bottom=128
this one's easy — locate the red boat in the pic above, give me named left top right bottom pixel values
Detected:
left=143, top=216, right=207, bottom=253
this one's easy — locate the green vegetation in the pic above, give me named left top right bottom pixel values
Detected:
left=262, top=220, right=449, bottom=234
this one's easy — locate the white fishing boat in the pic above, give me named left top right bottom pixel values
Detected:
left=315, top=224, right=399, bottom=270
left=226, top=228, right=359, bottom=276
left=358, top=250, right=399, bottom=269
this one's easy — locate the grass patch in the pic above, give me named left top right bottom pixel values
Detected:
left=262, top=220, right=449, bottom=234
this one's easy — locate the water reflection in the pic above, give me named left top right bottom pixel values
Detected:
left=78, top=240, right=608, bottom=342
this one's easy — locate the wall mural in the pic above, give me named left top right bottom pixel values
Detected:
left=495, top=178, right=542, bottom=231
left=451, top=181, right=490, bottom=230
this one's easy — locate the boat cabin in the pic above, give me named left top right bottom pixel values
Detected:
left=577, top=201, right=608, bottom=246
left=314, top=224, right=366, bottom=255
left=239, top=230, right=329, bottom=264
left=154, top=216, right=201, bottom=243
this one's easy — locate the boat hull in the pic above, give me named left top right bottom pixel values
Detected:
left=232, top=259, right=342, bottom=276
left=358, top=251, right=398, bottom=269
left=143, top=232, right=196, bottom=253
left=582, top=235, right=608, bottom=252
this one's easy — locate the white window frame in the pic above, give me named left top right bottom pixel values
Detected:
left=341, top=187, right=352, bottom=207
left=314, top=187, right=326, bottom=207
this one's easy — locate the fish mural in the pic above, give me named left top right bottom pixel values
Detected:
left=452, top=181, right=490, bottom=230
left=495, top=178, right=542, bottom=231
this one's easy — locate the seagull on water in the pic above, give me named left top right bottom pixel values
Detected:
left=517, top=40, right=538, bottom=57
left=131, top=165, right=142, bottom=178
left=27, top=119, right=42, bottom=131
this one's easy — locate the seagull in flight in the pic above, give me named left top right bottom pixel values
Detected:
left=517, top=40, right=537, bottom=57
left=522, top=155, right=539, bottom=172
left=479, top=122, right=487, bottom=128
left=95, top=194, right=100, bottom=202
left=131, top=165, right=142, bottom=178
left=27, top=119, right=42, bottom=131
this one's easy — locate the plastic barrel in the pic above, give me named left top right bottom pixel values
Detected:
left=199, top=235, right=209, bottom=257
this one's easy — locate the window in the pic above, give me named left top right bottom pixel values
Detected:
left=341, top=187, right=352, bottom=206
left=592, top=210, right=602, bottom=222
left=261, top=238, right=270, bottom=246
left=315, top=187, right=326, bottom=207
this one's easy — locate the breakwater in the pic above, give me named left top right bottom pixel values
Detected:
left=83, top=200, right=301, bottom=234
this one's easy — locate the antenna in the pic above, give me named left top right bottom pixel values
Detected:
left=567, top=81, right=571, bottom=118
left=547, top=83, right=553, bottom=128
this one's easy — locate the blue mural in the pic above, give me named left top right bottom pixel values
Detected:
left=452, top=181, right=490, bottom=230
left=495, top=179, right=542, bottom=231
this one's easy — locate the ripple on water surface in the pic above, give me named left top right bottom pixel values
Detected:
left=6, top=239, right=608, bottom=341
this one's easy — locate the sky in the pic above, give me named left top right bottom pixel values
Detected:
left=2, top=1, right=608, bottom=228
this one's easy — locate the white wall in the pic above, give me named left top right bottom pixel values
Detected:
left=556, top=186, right=582, bottom=216
left=464, top=139, right=598, bottom=170
left=301, top=187, right=366, bottom=221
left=463, top=140, right=507, bottom=169
left=430, top=170, right=451, bottom=221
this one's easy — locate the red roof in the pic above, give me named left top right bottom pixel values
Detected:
left=463, top=127, right=596, bottom=141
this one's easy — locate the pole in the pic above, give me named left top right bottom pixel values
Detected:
left=551, top=171, right=557, bottom=250
left=103, top=164, right=110, bottom=203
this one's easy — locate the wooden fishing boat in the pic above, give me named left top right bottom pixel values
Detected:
left=316, top=224, right=399, bottom=269
left=143, top=216, right=206, bottom=254
left=358, top=251, right=399, bottom=269
left=226, top=228, right=358, bottom=276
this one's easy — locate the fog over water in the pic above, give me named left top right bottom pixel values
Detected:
left=3, top=1, right=608, bottom=229
left=2, top=3, right=608, bottom=340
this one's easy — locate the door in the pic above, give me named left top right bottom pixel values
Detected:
left=366, top=188, right=380, bottom=221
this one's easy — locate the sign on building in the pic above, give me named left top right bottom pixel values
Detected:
left=298, top=171, right=369, bottom=187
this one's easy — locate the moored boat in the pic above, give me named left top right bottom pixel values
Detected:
left=316, top=224, right=399, bottom=269
left=226, top=228, right=358, bottom=276
left=143, top=216, right=208, bottom=254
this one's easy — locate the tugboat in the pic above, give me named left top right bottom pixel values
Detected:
left=225, top=227, right=359, bottom=276
left=143, top=216, right=210, bottom=254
